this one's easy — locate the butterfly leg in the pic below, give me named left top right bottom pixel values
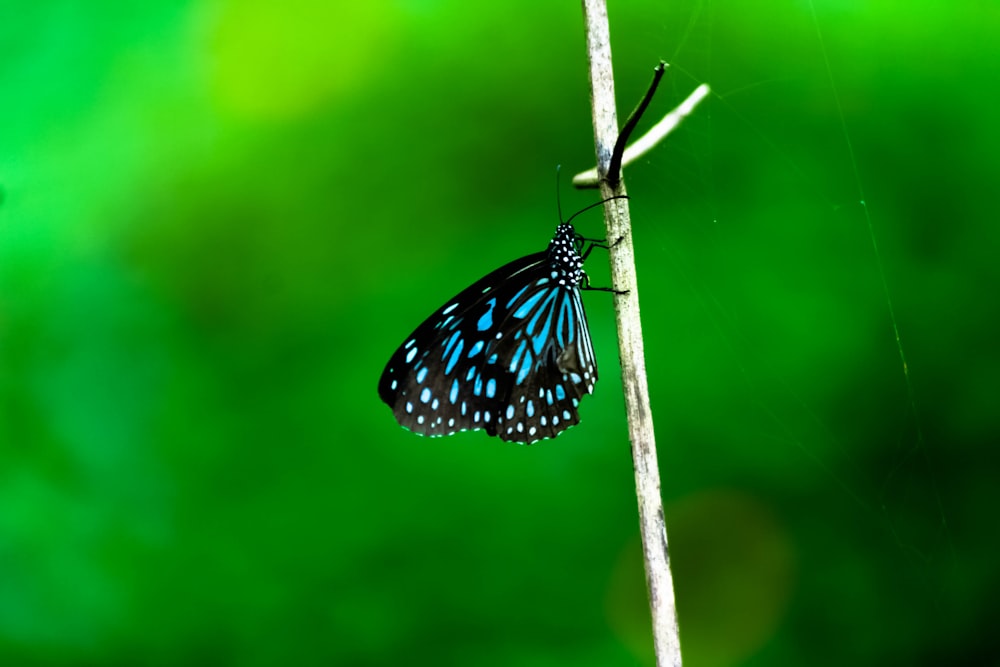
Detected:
left=579, top=235, right=626, bottom=260
left=581, top=273, right=629, bottom=295
left=578, top=236, right=629, bottom=294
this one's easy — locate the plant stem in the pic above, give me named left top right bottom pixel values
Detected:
left=579, top=1, right=683, bottom=666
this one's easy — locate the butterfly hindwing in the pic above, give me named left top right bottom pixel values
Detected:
left=486, top=274, right=597, bottom=442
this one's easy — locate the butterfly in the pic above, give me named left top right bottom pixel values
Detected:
left=378, top=208, right=618, bottom=444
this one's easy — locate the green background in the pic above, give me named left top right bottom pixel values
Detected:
left=2, top=1, right=996, bottom=665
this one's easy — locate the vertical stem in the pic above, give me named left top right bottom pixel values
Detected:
left=580, top=1, right=683, bottom=666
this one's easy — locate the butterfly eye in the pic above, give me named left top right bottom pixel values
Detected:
left=378, top=223, right=599, bottom=444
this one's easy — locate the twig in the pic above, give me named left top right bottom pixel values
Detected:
left=607, top=62, right=667, bottom=188
left=580, top=1, right=683, bottom=666
left=573, top=82, right=711, bottom=188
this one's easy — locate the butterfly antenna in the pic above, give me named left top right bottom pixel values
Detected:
left=564, top=195, right=629, bottom=227
left=555, top=165, right=565, bottom=223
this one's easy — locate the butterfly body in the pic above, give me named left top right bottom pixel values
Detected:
left=378, top=223, right=599, bottom=444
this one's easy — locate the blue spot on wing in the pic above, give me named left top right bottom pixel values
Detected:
left=513, top=291, right=546, bottom=318
left=445, top=339, right=464, bottom=374
left=477, top=298, right=497, bottom=331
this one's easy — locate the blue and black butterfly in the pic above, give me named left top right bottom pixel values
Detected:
left=378, top=204, right=619, bottom=444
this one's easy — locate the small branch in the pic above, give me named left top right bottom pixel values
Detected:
left=573, top=82, right=711, bottom=189
left=580, top=1, right=684, bottom=666
left=607, top=62, right=667, bottom=188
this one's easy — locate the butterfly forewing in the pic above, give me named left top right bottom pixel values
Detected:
left=378, top=223, right=599, bottom=444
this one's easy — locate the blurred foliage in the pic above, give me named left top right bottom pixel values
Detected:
left=1, top=1, right=997, bottom=666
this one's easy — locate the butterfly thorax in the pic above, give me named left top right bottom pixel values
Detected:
left=548, top=223, right=586, bottom=287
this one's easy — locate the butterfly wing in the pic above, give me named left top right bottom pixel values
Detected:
left=378, top=251, right=551, bottom=439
